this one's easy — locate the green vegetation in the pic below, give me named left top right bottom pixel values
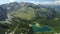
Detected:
left=0, top=2, right=60, bottom=34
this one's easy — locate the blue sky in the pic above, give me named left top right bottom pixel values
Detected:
left=0, top=0, right=60, bottom=5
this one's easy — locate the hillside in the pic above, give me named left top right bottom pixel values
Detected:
left=0, top=2, right=56, bottom=20
left=0, top=2, right=60, bottom=34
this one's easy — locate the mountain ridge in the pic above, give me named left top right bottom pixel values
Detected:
left=0, top=2, right=58, bottom=20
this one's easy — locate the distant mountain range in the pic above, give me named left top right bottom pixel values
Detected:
left=0, top=2, right=60, bottom=21
left=42, top=5, right=60, bottom=12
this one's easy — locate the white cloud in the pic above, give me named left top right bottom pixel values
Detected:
left=20, top=0, right=60, bottom=5
left=24, top=1, right=40, bottom=4
left=39, top=0, right=60, bottom=5
left=55, top=0, right=60, bottom=3
left=38, top=0, right=60, bottom=5
left=8, top=0, right=60, bottom=5
left=9, top=0, right=15, bottom=2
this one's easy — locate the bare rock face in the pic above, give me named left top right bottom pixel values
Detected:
left=0, top=6, right=8, bottom=21
left=0, top=2, right=57, bottom=20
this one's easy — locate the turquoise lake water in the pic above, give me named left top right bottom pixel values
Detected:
left=32, top=26, right=51, bottom=32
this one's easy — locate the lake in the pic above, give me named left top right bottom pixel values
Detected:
left=32, top=25, right=51, bottom=32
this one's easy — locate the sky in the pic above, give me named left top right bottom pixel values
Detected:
left=0, top=0, right=60, bottom=5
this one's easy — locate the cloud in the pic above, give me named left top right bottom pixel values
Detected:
left=8, top=0, right=60, bottom=5
left=38, top=0, right=60, bottom=5
left=24, top=1, right=40, bottom=4
left=19, top=0, right=60, bottom=5
left=54, top=0, right=60, bottom=3
left=9, top=0, right=15, bottom=2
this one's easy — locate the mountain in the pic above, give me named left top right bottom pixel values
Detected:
left=42, top=5, right=60, bottom=13
left=0, top=6, right=8, bottom=21
left=0, top=2, right=58, bottom=21
left=0, top=2, right=57, bottom=20
left=0, top=2, right=60, bottom=34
